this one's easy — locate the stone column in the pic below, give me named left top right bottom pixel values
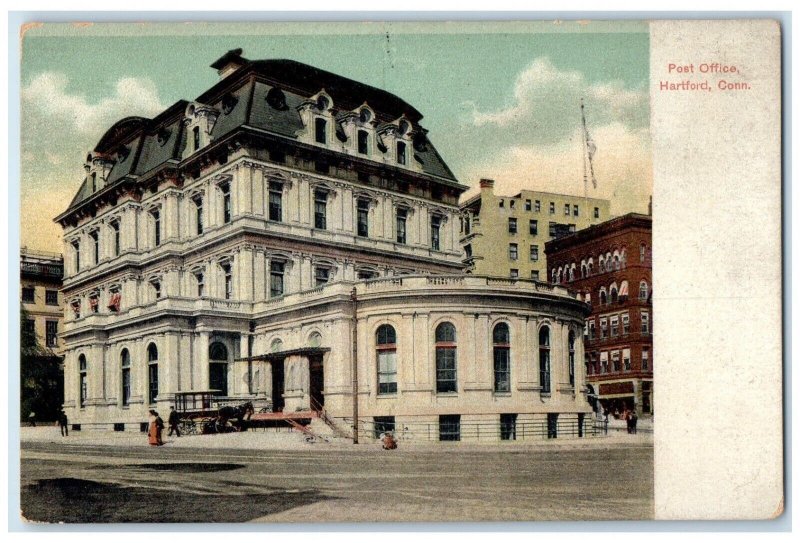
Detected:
left=475, top=315, right=491, bottom=387
left=164, top=191, right=180, bottom=241
left=237, top=164, right=253, bottom=215
left=252, top=167, right=265, bottom=217
left=282, top=354, right=310, bottom=412
left=238, top=247, right=254, bottom=301
left=197, top=331, right=211, bottom=391
left=165, top=332, right=180, bottom=399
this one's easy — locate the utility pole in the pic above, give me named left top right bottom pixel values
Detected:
left=350, top=286, right=359, bottom=444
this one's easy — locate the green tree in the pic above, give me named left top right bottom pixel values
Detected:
left=20, top=307, right=63, bottom=423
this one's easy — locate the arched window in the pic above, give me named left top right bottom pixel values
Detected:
left=610, top=285, right=619, bottom=304
left=147, top=343, right=158, bottom=405
left=599, top=288, right=607, bottom=305
left=376, top=325, right=397, bottom=394
left=209, top=342, right=228, bottom=396
left=569, top=265, right=575, bottom=282
left=435, top=322, right=457, bottom=393
left=620, top=249, right=627, bottom=269
left=121, top=348, right=131, bottom=407
left=539, top=327, right=551, bottom=394
left=568, top=331, right=576, bottom=387
left=588, top=259, right=594, bottom=276
left=79, top=354, right=88, bottom=408
left=640, top=243, right=647, bottom=263
left=551, top=268, right=557, bottom=283
left=639, top=280, right=649, bottom=301
left=308, top=332, right=322, bottom=348
left=270, top=338, right=284, bottom=353
left=599, top=255, right=605, bottom=273
left=581, top=261, right=587, bottom=278
left=493, top=323, right=511, bottom=393
left=556, top=268, right=562, bottom=284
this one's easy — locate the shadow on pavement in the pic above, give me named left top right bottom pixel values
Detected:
left=22, top=477, right=334, bottom=523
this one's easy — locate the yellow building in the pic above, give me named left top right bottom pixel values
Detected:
left=21, top=248, right=65, bottom=355
left=460, top=179, right=610, bottom=280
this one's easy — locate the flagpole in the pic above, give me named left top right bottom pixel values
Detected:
left=581, top=98, right=588, bottom=200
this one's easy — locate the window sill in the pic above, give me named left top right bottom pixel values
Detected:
left=435, top=392, right=458, bottom=397
left=376, top=394, right=398, bottom=399
left=492, top=392, right=512, bottom=397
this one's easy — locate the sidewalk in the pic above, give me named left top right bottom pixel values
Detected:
left=19, top=425, right=652, bottom=453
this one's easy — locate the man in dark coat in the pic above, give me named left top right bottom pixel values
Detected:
left=58, top=411, right=68, bottom=437
left=167, top=406, right=181, bottom=437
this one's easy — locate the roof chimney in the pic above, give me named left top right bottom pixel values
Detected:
left=210, top=48, right=247, bottom=79
left=479, top=178, right=495, bottom=192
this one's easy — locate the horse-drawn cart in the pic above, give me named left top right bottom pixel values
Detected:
left=173, top=390, right=254, bottom=435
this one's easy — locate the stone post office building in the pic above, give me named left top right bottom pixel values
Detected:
left=55, top=50, right=592, bottom=440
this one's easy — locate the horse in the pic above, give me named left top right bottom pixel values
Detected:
left=214, top=401, right=255, bottom=433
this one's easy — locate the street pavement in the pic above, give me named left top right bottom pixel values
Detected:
left=20, top=433, right=653, bottom=524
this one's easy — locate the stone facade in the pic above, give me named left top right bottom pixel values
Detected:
left=56, top=50, right=594, bottom=439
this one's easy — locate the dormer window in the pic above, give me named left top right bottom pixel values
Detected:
left=266, top=87, right=287, bottom=110
left=359, top=108, right=372, bottom=123
left=397, top=141, right=407, bottom=165
left=315, top=118, right=327, bottom=144
left=357, top=130, right=369, bottom=155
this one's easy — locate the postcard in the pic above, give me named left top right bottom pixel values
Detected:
left=15, top=18, right=782, bottom=524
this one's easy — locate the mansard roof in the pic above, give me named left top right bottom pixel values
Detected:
left=59, top=53, right=459, bottom=221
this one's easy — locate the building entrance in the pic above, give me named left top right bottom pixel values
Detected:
left=271, top=359, right=285, bottom=412
left=309, top=354, right=324, bottom=407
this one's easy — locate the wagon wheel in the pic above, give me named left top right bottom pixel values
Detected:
left=179, top=419, right=198, bottom=435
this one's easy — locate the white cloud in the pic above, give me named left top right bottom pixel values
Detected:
left=464, top=57, right=648, bottom=144
left=22, top=72, right=166, bottom=136
left=461, top=123, right=652, bottom=217
left=20, top=72, right=168, bottom=252
left=459, top=57, right=651, bottom=217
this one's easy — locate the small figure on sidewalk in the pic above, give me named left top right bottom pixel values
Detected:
left=28, top=411, right=36, bottom=427
left=631, top=411, right=638, bottom=435
left=167, top=406, right=181, bottom=437
left=625, top=409, right=633, bottom=434
left=381, top=432, right=397, bottom=450
left=58, top=411, right=69, bottom=437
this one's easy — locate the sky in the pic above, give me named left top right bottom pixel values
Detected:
left=20, top=21, right=651, bottom=253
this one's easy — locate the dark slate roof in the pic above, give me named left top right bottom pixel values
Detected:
left=62, top=55, right=461, bottom=217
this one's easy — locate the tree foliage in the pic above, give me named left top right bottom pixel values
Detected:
left=20, top=307, right=63, bottom=422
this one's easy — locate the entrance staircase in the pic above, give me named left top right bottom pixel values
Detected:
left=246, top=397, right=353, bottom=441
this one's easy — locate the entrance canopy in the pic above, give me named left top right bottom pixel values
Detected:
left=234, top=346, right=330, bottom=363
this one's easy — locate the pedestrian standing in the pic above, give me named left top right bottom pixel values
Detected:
left=147, top=410, right=161, bottom=446
left=155, top=412, right=165, bottom=445
left=28, top=411, right=36, bottom=427
left=167, top=406, right=181, bottom=437
left=631, top=411, right=638, bottom=435
left=58, top=411, right=69, bottom=437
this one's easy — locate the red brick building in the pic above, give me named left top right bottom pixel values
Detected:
left=545, top=213, right=652, bottom=417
